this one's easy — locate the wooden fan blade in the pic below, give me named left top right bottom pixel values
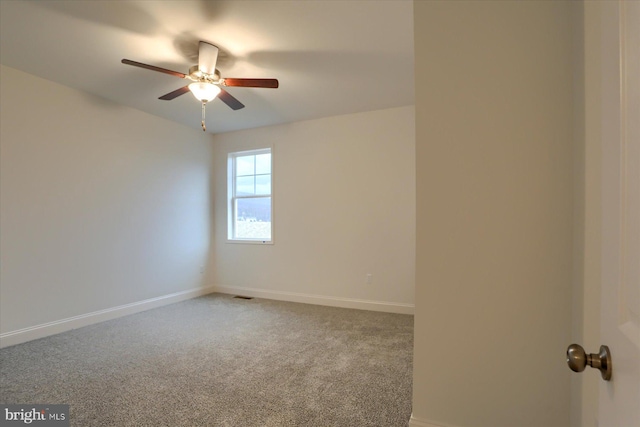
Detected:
left=122, top=59, right=186, bottom=78
left=218, top=89, right=245, bottom=110
left=159, top=85, right=191, bottom=100
left=198, top=42, right=219, bottom=75
left=221, top=78, right=279, bottom=89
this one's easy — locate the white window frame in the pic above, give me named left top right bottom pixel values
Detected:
left=227, top=148, right=273, bottom=244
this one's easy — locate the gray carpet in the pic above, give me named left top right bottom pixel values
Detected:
left=0, top=294, right=413, bottom=426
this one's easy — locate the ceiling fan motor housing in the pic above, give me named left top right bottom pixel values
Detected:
left=188, top=65, right=220, bottom=82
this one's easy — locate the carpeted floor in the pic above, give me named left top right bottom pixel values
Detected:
left=0, top=294, right=414, bottom=426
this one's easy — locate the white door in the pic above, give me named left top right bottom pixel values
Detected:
left=599, top=0, right=640, bottom=425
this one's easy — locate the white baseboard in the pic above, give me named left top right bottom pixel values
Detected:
left=409, top=414, right=462, bottom=427
left=212, top=285, right=414, bottom=315
left=0, top=286, right=216, bottom=349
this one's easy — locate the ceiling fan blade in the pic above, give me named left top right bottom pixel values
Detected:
left=122, top=59, right=186, bottom=78
left=218, top=89, right=245, bottom=110
left=222, top=78, right=279, bottom=89
left=159, top=85, right=191, bottom=100
left=198, top=41, right=219, bottom=75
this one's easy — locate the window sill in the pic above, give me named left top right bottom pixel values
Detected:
left=226, top=239, right=273, bottom=245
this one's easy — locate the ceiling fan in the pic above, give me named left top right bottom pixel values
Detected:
left=122, top=41, right=279, bottom=131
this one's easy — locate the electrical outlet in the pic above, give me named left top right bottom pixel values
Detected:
left=366, top=274, right=372, bottom=284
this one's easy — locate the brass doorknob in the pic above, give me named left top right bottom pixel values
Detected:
left=566, top=344, right=612, bottom=381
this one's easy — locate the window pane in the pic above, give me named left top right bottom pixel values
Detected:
left=235, top=197, right=271, bottom=240
left=255, top=174, right=271, bottom=195
left=236, top=176, right=254, bottom=196
left=255, top=153, right=271, bottom=174
left=236, top=155, right=255, bottom=176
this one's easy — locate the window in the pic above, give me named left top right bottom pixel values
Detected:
left=227, top=148, right=272, bottom=243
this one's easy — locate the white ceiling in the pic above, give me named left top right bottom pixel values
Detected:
left=0, top=0, right=414, bottom=134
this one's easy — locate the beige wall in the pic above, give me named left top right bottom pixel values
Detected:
left=412, top=2, right=574, bottom=426
left=0, top=65, right=214, bottom=339
left=211, top=106, right=415, bottom=311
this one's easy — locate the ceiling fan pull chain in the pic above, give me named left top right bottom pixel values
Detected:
left=201, top=101, right=207, bottom=132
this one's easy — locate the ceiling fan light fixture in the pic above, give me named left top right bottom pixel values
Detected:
left=189, top=82, right=221, bottom=102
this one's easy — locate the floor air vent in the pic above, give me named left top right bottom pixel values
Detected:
left=233, top=296, right=254, bottom=300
